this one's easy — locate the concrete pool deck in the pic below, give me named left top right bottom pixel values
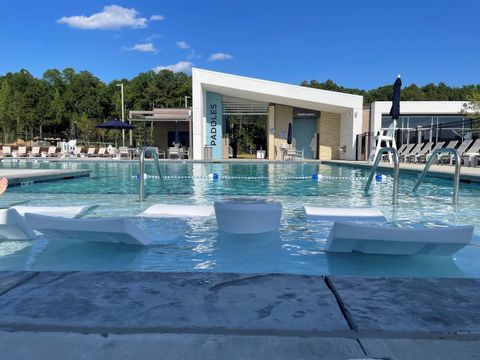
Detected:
left=0, top=168, right=91, bottom=186
left=0, top=271, right=479, bottom=359
left=324, top=159, right=480, bottom=183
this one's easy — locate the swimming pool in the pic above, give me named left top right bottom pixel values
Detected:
left=1, top=159, right=480, bottom=277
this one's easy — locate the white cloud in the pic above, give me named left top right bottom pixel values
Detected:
left=123, top=43, right=156, bottom=52
left=150, top=15, right=166, bottom=22
left=176, top=41, right=190, bottom=50
left=208, top=52, right=233, bottom=61
left=57, top=5, right=148, bottom=30
left=154, top=61, right=193, bottom=73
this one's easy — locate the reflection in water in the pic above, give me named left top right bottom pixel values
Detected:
left=325, top=252, right=464, bottom=278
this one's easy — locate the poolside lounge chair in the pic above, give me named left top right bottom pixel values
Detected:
left=303, top=207, right=386, bottom=222
left=17, top=146, right=27, bottom=157
left=461, top=139, right=480, bottom=166
left=74, top=146, right=84, bottom=157
left=400, top=143, right=423, bottom=162
left=326, top=222, right=473, bottom=256
left=138, top=204, right=215, bottom=218
left=408, top=142, right=433, bottom=163
left=86, top=147, right=96, bottom=157
left=118, top=146, right=130, bottom=159
left=24, top=213, right=153, bottom=246
left=29, top=146, right=40, bottom=157
left=47, top=146, right=58, bottom=158
left=0, top=209, right=37, bottom=240
left=97, top=147, right=107, bottom=157
left=418, top=141, right=446, bottom=163
left=440, top=139, right=473, bottom=165
left=2, top=146, right=12, bottom=157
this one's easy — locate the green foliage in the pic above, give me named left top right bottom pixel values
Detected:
left=0, top=68, right=192, bottom=143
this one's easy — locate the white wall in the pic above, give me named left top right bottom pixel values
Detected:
left=339, top=108, right=363, bottom=160
left=192, top=78, right=204, bottom=160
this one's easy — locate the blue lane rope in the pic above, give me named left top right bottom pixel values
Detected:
left=132, top=173, right=383, bottom=181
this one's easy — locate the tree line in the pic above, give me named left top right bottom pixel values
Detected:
left=0, top=68, right=191, bottom=144
left=0, top=67, right=479, bottom=144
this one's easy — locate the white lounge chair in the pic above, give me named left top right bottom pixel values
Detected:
left=17, top=146, right=27, bottom=157
left=2, top=146, right=12, bottom=157
left=24, top=213, right=152, bottom=246
left=47, top=146, right=58, bottom=157
left=326, top=222, right=473, bottom=256
left=12, top=205, right=95, bottom=219
left=0, top=209, right=37, bottom=240
left=138, top=204, right=214, bottom=217
left=303, top=207, right=386, bottom=222
left=86, top=147, right=96, bottom=157
left=29, top=146, right=40, bottom=157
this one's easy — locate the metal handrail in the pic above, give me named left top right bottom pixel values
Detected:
left=364, top=147, right=399, bottom=204
left=139, top=146, right=166, bottom=202
left=412, top=148, right=460, bottom=205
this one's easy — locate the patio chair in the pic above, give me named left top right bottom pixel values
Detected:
left=17, top=146, right=27, bottom=157
left=47, top=146, right=58, bottom=157
left=400, top=143, right=423, bottom=162
left=118, top=146, right=130, bottom=159
left=440, top=139, right=473, bottom=165
left=86, top=147, right=96, bottom=157
left=168, top=146, right=181, bottom=159
left=2, top=146, right=12, bottom=157
left=107, top=146, right=117, bottom=158
left=97, top=147, right=107, bottom=157
left=29, top=146, right=40, bottom=157
left=418, top=141, right=446, bottom=163
left=408, top=142, right=433, bottom=163
left=460, top=139, right=480, bottom=166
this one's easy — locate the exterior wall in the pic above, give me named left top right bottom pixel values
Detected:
left=318, top=112, right=340, bottom=160
left=267, top=104, right=275, bottom=159
left=273, top=104, right=293, bottom=159
left=340, top=108, right=363, bottom=160
left=192, top=81, right=204, bottom=160
left=370, top=101, right=467, bottom=134
left=153, top=122, right=189, bottom=151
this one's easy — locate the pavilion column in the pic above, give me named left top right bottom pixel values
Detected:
left=267, top=104, right=275, bottom=159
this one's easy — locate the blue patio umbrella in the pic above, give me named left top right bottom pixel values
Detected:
left=287, top=122, right=293, bottom=145
left=96, top=119, right=134, bottom=130
left=389, top=75, right=402, bottom=120
left=96, top=119, right=134, bottom=147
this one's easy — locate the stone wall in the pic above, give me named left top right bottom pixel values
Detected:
left=318, top=112, right=340, bottom=160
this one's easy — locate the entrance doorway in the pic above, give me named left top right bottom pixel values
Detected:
left=293, top=118, right=317, bottom=159
left=226, top=115, right=267, bottom=158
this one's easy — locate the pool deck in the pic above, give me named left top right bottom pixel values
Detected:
left=324, top=159, right=480, bottom=183
left=0, top=168, right=91, bottom=186
left=0, top=271, right=479, bottom=359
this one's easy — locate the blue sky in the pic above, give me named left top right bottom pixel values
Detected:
left=1, top=0, right=479, bottom=89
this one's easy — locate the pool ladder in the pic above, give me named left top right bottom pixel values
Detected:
left=139, top=146, right=166, bottom=202
left=364, top=146, right=461, bottom=205
left=364, top=147, right=399, bottom=204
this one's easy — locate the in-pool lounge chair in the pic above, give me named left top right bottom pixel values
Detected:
left=303, top=206, right=386, bottom=222
left=24, top=213, right=152, bottom=246
left=326, top=222, right=473, bottom=256
left=138, top=204, right=215, bottom=217
left=0, top=209, right=37, bottom=240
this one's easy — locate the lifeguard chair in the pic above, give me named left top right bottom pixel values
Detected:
left=369, top=120, right=397, bottom=163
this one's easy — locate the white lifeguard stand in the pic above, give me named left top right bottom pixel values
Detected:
left=369, top=120, right=397, bottom=163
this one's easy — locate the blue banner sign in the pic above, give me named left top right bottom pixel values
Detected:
left=206, top=92, right=223, bottom=160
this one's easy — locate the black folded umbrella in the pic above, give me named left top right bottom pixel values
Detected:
left=389, top=76, right=402, bottom=120
left=287, top=122, right=293, bottom=145
left=73, top=121, right=78, bottom=140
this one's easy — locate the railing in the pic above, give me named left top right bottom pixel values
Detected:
left=364, top=147, right=399, bottom=204
left=139, top=146, right=166, bottom=202
left=412, top=148, right=460, bottom=205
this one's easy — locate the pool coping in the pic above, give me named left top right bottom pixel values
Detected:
left=0, top=271, right=479, bottom=359
left=0, top=169, right=92, bottom=187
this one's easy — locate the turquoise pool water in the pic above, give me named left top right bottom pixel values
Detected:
left=1, top=159, right=480, bottom=277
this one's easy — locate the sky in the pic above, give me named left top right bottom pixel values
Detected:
left=0, top=0, right=479, bottom=89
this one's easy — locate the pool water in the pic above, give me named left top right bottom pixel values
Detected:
left=1, top=159, right=480, bottom=277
